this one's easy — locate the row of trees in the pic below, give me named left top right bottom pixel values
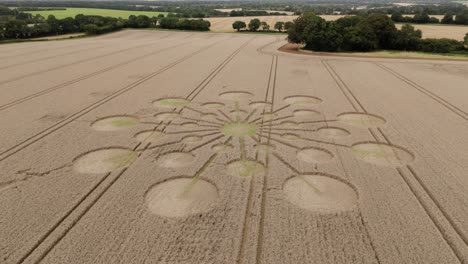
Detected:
left=0, top=6, right=211, bottom=40
left=391, top=10, right=468, bottom=25
left=232, top=19, right=293, bottom=32
left=287, top=13, right=468, bottom=54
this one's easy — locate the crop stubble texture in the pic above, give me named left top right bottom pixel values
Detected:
left=0, top=30, right=468, bottom=263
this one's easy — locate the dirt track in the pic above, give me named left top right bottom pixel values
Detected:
left=1, top=30, right=468, bottom=264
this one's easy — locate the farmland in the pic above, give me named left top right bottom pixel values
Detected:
left=24, top=7, right=167, bottom=19
left=1, top=30, right=468, bottom=263
left=207, top=15, right=468, bottom=41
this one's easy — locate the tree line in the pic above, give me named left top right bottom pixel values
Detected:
left=0, top=6, right=211, bottom=40
left=287, top=13, right=468, bottom=54
left=232, top=19, right=293, bottom=32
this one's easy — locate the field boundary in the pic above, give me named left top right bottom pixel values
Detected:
left=278, top=43, right=468, bottom=62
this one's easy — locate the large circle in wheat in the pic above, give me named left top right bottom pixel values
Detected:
left=91, top=116, right=139, bottom=131
left=297, top=147, right=334, bottom=163
left=145, top=178, right=218, bottom=217
left=283, top=175, right=357, bottom=213
left=338, top=113, right=386, bottom=128
left=73, top=148, right=136, bottom=174
left=352, top=142, right=414, bottom=167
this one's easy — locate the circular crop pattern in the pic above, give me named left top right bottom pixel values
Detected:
left=352, top=142, right=414, bottom=167
left=154, top=112, right=180, bottom=122
left=145, top=178, right=218, bottom=217
left=219, top=91, right=253, bottom=101
left=182, top=135, right=203, bottom=144
left=180, top=122, right=198, bottom=129
left=279, top=121, right=301, bottom=128
left=293, top=109, right=321, bottom=120
left=227, top=160, right=265, bottom=177
left=73, top=148, right=137, bottom=174
left=201, top=102, right=225, bottom=109
left=338, top=112, right=386, bottom=128
left=280, top=133, right=300, bottom=140
left=284, top=95, right=322, bottom=106
left=153, top=98, right=189, bottom=108
left=135, top=130, right=166, bottom=144
left=297, top=147, right=334, bottom=163
left=283, top=174, right=357, bottom=213
left=317, top=127, right=350, bottom=138
left=91, top=116, right=139, bottom=131
left=221, top=122, right=257, bottom=137
left=201, top=113, right=218, bottom=120
left=157, top=152, right=195, bottom=168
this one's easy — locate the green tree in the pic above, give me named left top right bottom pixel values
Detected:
left=391, top=12, right=404, bottom=22
left=274, top=21, right=284, bottom=32
left=464, top=33, right=468, bottom=46
left=260, top=21, right=270, bottom=31
left=413, top=12, right=430, bottom=24
left=248, top=18, right=261, bottom=31
left=232, top=21, right=246, bottom=32
left=46, top=15, right=61, bottom=35
left=366, top=14, right=398, bottom=49
left=284, top=21, right=293, bottom=31
left=393, top=24, right=422, bottom=50
left=287, top=12, right=322, bottom=43
left=441, top=13, right=454, bottom=24
left=341, top=21, right=379, bottom=51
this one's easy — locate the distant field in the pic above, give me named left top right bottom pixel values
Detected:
left=207, top=15, right=468, bottom=40
left=24, top=8, right=168, bottom=19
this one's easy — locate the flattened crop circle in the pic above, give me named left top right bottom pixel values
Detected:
left=201, top=102, right=225, bottom=109
left=284, top=95, right=322, bottom=106
left=91, top=116, right=139, bottom=131
left=338, top=112, right=386, bottom=128
left=219, top=91, right=253, bottom=101
left=153, top=98, right=189, bottom=108
left=221, top=122, right=257, bottom=137
left=352, top=142, right=414, bottom=167
left=145, top=177, right=218, bottom=217
left=283, top=174, right=357, bottom=213
left=157, top=152, right=195, bottom=168
left=154, top=112, right=180, bottom=122
left=73, top=148, right=137, bottom=174
left=293, top=109, right=321, bottom=120
left=317, top=127, right=350, bottom=138
left=135, top=130, right=166, bottom=144
left=297, top=147, right=334, bottom=163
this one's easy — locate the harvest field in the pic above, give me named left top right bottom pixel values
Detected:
left=1, top=30, right=468, bottom=263
left=24, top=7, right=167, bottom=19
left=207, top=15, right=468, bottom=40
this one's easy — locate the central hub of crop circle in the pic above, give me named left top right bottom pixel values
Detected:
left=221, top=122, right=257, bottom=137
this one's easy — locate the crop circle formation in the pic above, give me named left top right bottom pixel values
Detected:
left=283, top=175, right=358, bottom=213
left=352, top=142, right=414, bottom=167
left=73, top=148, right=137, bottom=174
left=91, top=116, right=139, bottom=131
left=145, top=178, right=218, bottom=217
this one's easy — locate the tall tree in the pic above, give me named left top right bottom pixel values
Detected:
left=232, top=21, right=246, bottom=32
left=248, top=18, right=261, bottom=31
